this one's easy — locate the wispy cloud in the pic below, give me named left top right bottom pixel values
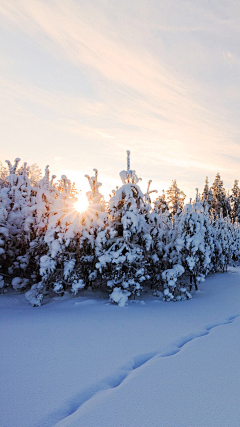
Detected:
left=1, top=0, right=240, bottom=198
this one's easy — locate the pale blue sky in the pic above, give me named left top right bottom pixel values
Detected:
left=1, top=0, right=240, bottom=199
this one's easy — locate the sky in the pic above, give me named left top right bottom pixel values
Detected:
left=1, top=0, right=240, bottom=201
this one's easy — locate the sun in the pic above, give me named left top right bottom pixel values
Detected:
left=74, top=193, right=89, bottom=213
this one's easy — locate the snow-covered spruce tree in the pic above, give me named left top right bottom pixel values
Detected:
left=75, top=168, right=108, bottom=292
left=24, top=165, right=58, bottom=305
left=25, top=168, right=81, bottom=305
left=0, top=159, right=39, bottom=293
left=0, top=159, right=32, bottom=291
left=166, top=179, right=186, bottom=218
left=26, top=167, right=109, bottom=305
left=141, top=181, right=181, bottom=295
left=155, top=189, right=169, bottom=214
left=173, top=193, right=214, bottom=295
left=0, top=183, right=10, bottom=292
left=157, top=202, right=190, bottom=301
left=230, top=179, right=240, bottom=222
left=231, top=218, right=240, bottom=264
left=96, top=151, right=152, bottom=306
left=145, top=194, right=172, bottom=294
left=211, top=173, right=230, bottom=218
left=201, top=176, right=213, bottom=210
left=138, top=180, right=165, bottom=293
left=211, top=210, right=233, bottom=273
left=157, top=200, right=190, bottom=301
left=35, top=173, right=81, bottom=303
left=0, top=160, right=8, bottom=189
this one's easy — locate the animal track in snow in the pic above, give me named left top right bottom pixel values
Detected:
left=38, top=313, right=240, bottom=427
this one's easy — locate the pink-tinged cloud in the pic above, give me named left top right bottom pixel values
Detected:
left=0, top=0, right=240, bottom=198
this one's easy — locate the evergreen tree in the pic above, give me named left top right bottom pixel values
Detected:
left=211, top=211, right=233, bottom=273
left=166, top=180, right=186, bottom=217
left=174, top=198, right=214, bottom=292
left=96, top=151, right=151, bottom=306
left=0, top=161, right=8, bottom=188
left=155, top=189, right=169, bottom=214
left=25, top=166, right=59, bottom=305
left=211, top=173, right=230, bottom=217
left=25, top=168, right=79, bottom=305
left=77, top=168, right=108, bottom=291
left=231, top=219, right=240, bottom=264
left=3, top=159, right=36, bottom=291
left=147, top=199, right=173, bottom=293
left=202, top=176, right=213, bottom=209
left=230, top=179, right=240, bottom=221
left=0, top=185, right=9, bottom=291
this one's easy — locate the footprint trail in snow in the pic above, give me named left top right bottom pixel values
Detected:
left=35, top=312, right=240, bottom=427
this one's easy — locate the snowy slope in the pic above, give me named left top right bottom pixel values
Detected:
left=1, top=267, right=240, bottom=427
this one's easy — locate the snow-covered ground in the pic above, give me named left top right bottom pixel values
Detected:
left=1, top=267, right=240, bottom=427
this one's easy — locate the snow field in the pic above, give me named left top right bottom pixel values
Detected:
left=1, top=267, right=240, bottom=426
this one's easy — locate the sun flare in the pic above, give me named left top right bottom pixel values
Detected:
left=74, top=193, right=89, bottom=213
